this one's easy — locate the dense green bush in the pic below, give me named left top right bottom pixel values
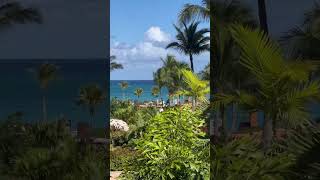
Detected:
left=110, top=147, right=138, bottom=171
left=110, top=98, right=136, bottom=123
left=122, top=107, right=209, bottom=180
left=111, top=98, right=158, bottom=146
left=0, top=120, right=106, bottom=180
left=286, top=125, right=320, bottom=179
left=211, top=137, right=293, bottom=180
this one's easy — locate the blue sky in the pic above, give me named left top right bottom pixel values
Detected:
left=111, top=0, right=209, bottom=80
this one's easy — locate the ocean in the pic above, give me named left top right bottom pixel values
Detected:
left=0, top=60, right=107, bottom=128
left=110, top=80, right=169, bottom=102
left=1, top=60, right=319, bottom=130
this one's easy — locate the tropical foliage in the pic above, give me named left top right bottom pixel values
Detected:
left=119, top=81, right=129, bottom=99
left=176, top=69, right=209, bottom=110
left=211, top=137, right=293, bottom=180
left=153, top=55, right=189, bottom=96
left=286, top=124, right=320, bottom=180
left=167, top=21, right=209, bottom=71
left=213, top=25, right=320, bottom=150
left=28, top=63, right=59, bottom=122
left=122, top=107, right=209, bottom=179
left=75, top=84, right=105, bottom=127
left=110, top=55, right=123, bottom=71
left=134, top=88, right=143, bottom=100
left=281, top=2, right=320, bottom=60
left=0, top=1, right=41, bottom=28
left=151, top=86, right=160, bottom=98
left=0, top=120, right=106, bottom=180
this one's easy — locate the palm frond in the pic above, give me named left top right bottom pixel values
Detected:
left=178, top=3, right=209, bottom=24
left=0, top=2, right=42, bottom=28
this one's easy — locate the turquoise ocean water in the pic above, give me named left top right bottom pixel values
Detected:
left=110, top=80, right=320, bottom=128
left=1, top=59, right=319, bottom=130
left=110, top=80, right=169, bottom=102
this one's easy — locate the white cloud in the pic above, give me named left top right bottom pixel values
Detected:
left=144, top=26, right=171, bottom=44
left=111, top=26, right=209, bottom=79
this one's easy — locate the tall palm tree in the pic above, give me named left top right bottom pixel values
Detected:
left=110, top=55, right=123, bottom=71
left=153, top=55, right=190, bottom=96
left=180, top=2, right=256, bottom=177
left=76, top=84, right=105, bottom=128
left=153, top=68, right=165, bottom=99
left=198, top=63, right=210, bottom=80
left=119, top=81, right=128, bottom=99
left=176, top=69, right=209, bottom=111
left=257, top=0, right=269, bottom=33
left=134, top=88, right=143, bottom=100
left=33, top=63, right=58, bottom=122
left=214, top=25, right=320, bottom=151
left=281, top=3, right=320, bottom=60
left=151, top=86, right=160, bottom=98
left=178, top=0, right=210, bottom=24
left=0, top=1, right=41, bottom=28
left=166, top=21, right=209, bottom=72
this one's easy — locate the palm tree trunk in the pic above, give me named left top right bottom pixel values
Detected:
left=258, top=0, right=269, bottom=34
left=189, top=53, right=194, bottom=72
left=231, top=102, right=238, bottom=134
left=262, top=116, right=273, bottom=151
left=89, top=107, right=95, bottom=128
left=220, top=104, right=227, bottom=139
left=159, top=88, right=163, bottom=107
left=209, top=2, right=215, bottom=179
left=192, top=96, right=196, bottom=111
left=42, top=93, right=47, bottom=121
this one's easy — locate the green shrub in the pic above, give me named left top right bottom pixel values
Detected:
left=122, top=107, right=209, bottom=180
left=111, top=130, right=129, bottom=146
left=211, top=137, right=293, bottom=180
left=110, top=98, right=136, bottom=123
left=0, top=120, right=106, bottom=180
left=110, top=147, right=138, bottom=171
left=110, top=99, right=158, bottom=146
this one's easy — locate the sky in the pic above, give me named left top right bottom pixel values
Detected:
left=111, top=0, right=316, bottom=80
left=0, top=0, right=107, bottom=59
left=110, top=0, right=210, bottom=80
left=0, top=0, right=316, bottom=79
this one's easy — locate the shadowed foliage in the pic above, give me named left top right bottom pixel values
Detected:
left=110, top=55, right=123, bottom=71
left=0, top=1, right=41, bottom=28
left=76, top=84, right=105, bottom=127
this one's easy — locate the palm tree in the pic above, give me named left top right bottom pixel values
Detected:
left=119, top=81, right=128, bottom=99
left=153, top=68, right=165, bottom=98
left=288, top=125, right=320, bottom=179
left=179, top=0, right=256, bottom=138
left=0, top=2, right=41, bottom=28
left=281, top=3, right=320, bottom=61
left=176, top=69, right=209, bottom=111
left=257, top=0, right=269, bottom=33
left=166, top=21, right=209, bottom=72
left=110, top=55, right=123, bottom=71
left=178, top=0, right=210, bottom=24
left=76, top=84, right=105, bottom=128
left=32, top=63, right=58, bottom=122
left=179, top=3, right=256, bottom=177
left=214, top=25, right=320, bottom=151
left=134, top=88, right=143, bottom=101
left=153, top=55, right=190, bottom=106
left=198, top=63, right=210, bottom=80
left=151, top=86, right=160, bottom=98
